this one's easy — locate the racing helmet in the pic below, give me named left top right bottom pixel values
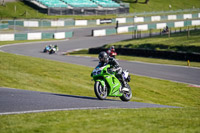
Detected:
left=98, top=51, right=109, bottom=63
left=111, top=46, right=115, bottom=52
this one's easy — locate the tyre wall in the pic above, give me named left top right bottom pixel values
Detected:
left=89, top=47, right=200, bottom=62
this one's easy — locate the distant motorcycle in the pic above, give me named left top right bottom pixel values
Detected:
left=43, top=45, right=59, bottom=54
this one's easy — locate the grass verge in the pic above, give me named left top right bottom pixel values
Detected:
left=0, top=2, right=116, bottom=19
left=0, top=108, right=199, bottom=133
left=0, top=51, right=199, bottom=132
left=0, top=52, right=200, bottom=107
left=1, top=0, right=200, bottom=19
left=126, top=0, right=200, bottom=13
left=104, top=30, right=200, bottom=53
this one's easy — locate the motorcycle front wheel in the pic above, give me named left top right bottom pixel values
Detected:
left=120, top=84, right=132, bottom=102
left=94, top=81, right=107, bottom=100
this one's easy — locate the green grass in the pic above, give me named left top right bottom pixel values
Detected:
left=0, top=2, right=116, bottom=19
left=1, top=52, right=200, bottom=107
left=105, top=30, right=200, bottom=53
left=125, top=0, right=200, bottom=13
left=0, top=108, right=199, bottom=133
left=0, top=52, right=93, bottom=95
left=1, top=0, right=200, bottom=19
left=0, top=1, right=200, bottom=132
left=0, top=51, right=200, bottom=132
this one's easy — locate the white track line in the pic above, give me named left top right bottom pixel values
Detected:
left=131, top=73, right=200, bottom=87
left=0, top=107, right=117, bottom=115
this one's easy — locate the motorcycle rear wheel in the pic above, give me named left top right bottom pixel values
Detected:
left=49, top=50, right=54, bottom=54
left=94, top=81, right=107, bottom=100
left=120, top=84, right=132, bottom=102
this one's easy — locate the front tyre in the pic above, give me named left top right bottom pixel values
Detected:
left=94, top=81, right=107, bottom=100
left=120, top=84, right=132, bottom=102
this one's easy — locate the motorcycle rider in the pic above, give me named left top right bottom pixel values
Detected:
left=97, top=51, right=129, bottom=92
left=107, top=46, right=117, bottom=58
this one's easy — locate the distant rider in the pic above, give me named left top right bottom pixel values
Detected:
left=97, top=51, right=128, bottom=91
left=107, top=46, right=117, bottom=58
left=44, top=44, right=52, bottom=52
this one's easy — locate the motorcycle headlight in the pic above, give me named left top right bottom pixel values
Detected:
left=92, top=67, right=104, bottom=76
left=93, top=70, right=101, bottom=76
left=93, top=71, right=97, bottom=76
left=97, top=70, right=101, bottom=75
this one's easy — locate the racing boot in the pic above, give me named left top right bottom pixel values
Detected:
left=122, top=83, right=129, bottom=92
left=120, top=75, right=129, bottom=92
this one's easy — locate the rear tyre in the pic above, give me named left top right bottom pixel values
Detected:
left=120, top=84, right=132, bottom=102
left=49, top=50, right=52, bottom=54
left=94, top=81, right=107, bottom=100
left=49, top=50, right=55, bottom=54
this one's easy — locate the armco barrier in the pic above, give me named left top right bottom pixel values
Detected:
left=106, top=28, right=117, bottom=35
left=39, top=21, right=51, bottom=27
left=51, top=21, right=65, bottom=27
left=6, top=19, right=74, bottom=27
left=42, top=33, right=54, bottom=39
left=0, top=23, right=8, bottom=30
left=24, top=21, right=39, bottom=27
left=89, top=47, right=200, bottom=62
left=28, top=33, right=42, bottom=40
left=3, top=12, right=200, bottom=28
left=92, top=19, right=200, bottom=36
left=15, top=33, right=27, bottom=40
left=65, top=31, right=73, bottom=38
left=54, top=32, right=65, bottom=39
left=0, top=34, right=14, bottom=41
left=0, top=31, right=73, bottom=41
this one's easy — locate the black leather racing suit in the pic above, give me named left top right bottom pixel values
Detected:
left=97, top=57, right=126, bottom=86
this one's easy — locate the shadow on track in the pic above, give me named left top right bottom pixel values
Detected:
left=45, top=93, right=119, bottom=102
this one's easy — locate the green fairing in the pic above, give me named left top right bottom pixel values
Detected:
left=92, top=64, right=123, bottom=97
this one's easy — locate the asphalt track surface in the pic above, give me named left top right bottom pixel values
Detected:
left=0, top=27, right=199, bottom=114
left=0, top=87, right=177, bottom=115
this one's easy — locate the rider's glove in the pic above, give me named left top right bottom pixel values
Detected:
left=112, top=67, right=120, bottom=72
left=112, top=68, right=117, bottom=72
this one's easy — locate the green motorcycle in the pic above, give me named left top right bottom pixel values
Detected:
left=91, top=64, right=132, bottom=102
